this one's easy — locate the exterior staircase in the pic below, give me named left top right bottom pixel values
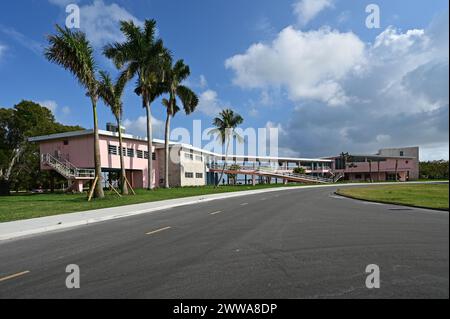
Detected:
left=41, top=153, right=95, bottom=180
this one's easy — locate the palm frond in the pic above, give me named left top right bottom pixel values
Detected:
left=176, top=85, right=198, bottom=114
left=45, top=25, right=97, bottom=94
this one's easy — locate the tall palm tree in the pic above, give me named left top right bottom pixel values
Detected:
left=208, top=109, right=244, bottom=188
left=45, top=25, right=104, bottom=198
left=104, top=19, right=168, bottom=190
left=97, top=71, right=129, bottom=195
left=161, top=59, right=199, bottom=188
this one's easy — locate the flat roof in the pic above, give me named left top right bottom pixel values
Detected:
left=322, top=154, right=415, bottom=160
left=29, top=129, right=333, bottom=163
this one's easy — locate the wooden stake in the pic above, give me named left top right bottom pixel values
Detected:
left=108, top=181, right=122, bottom=198
left=125, top=176, right=136, bottom=195
left=87, top=176, right=98, bottom=202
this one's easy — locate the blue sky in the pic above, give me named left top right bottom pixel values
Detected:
left=0, top=0, right=448, bottom=160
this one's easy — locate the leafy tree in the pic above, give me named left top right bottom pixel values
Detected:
left=45, top=25, right=104, bottom=198
left=208, top=109, right=244, bottom=188
left=161, top=59, right=198, bottom=188
left=293, top=167, right=306, bottom=174
left=104, top=19, right=169, bottom=190
left=0, top=101, right=83, bottom=194
left=420, top=160, right=449, bottom=179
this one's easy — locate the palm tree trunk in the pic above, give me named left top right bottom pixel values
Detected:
left=145, top=101, right=154, bottom=190
left=395, top=159, right=398, bottom=182
left=92, top=98, right=105, bottom=198
left=378, top=160, right=380, bottom=181
left=215, top=137, right=231, bottom=188
left=164, top=111, right=171, bottom=189
left=117, top=118, right=128, bottom=195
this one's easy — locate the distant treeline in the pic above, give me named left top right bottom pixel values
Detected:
left=0, top=100, right=84, bottom=194
left=419, top=160, right=449, bottom=180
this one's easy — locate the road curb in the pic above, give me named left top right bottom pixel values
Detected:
left=1, top=181, right=447, bottom=241
left=335, top=189, right=449, bottom=212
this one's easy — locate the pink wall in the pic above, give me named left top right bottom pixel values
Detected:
left=332, top=158, right=419, bottom=181
left=39, top=134, right=159, bottom=188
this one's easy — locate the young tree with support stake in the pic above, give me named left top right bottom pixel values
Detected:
left=45, top=25, right=104, bottom=199
left=104, top=20, right=169, bottom=190
left=97, top=71, right=130, bottom=195
left=161, top=59, right=199, bottom=189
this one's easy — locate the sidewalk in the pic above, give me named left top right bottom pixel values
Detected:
left=0, top=181, right=447, bottom=241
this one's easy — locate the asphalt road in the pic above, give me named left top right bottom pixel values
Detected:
left=0, top=186, right=448, bottom=298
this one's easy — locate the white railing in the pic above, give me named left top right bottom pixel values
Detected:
left=42, top=153, right=95, bottom=179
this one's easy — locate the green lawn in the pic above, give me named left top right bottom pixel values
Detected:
left=336, top=183, right=449, bottom=210
left=0, top=183, right=302, bottom=223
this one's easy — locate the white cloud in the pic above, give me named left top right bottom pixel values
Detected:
left=199, top=75, right=208, bottom=89
left=61, top=106, right=71, bottom=115
left=37, top=100, right=58, bottom=113
left=48, top=0, right=143, bottom=48
left=225, top=26, right=366, bottom=106
left=265, top=121, right=285, bottom=135
left=80, top=0, right=143, bottom=47
left=0, top=25, right=42, bottom=55
left=48, top=0, right=78, bottom=6
left=248, top=108, right=259, bottom=117
left=293, top=0, right=334, bottom=25
left=229, top=12, right=449, bottom=160
left=197, top=89, right=228, bottom=117
left=420, top=143, right=450, bottom=161
left=0, top=44, right=5, bottom=59
left=122, top=115, right=164, bottom=139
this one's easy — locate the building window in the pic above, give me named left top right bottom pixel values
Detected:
left=121, top=147, right=126, bottom=156
left=185, top=172, right=194, bottom=178
left=195, top=155, right=203, bottom=162
left=108, top=145, right=118, bottom=155
left=127, top=148, right=134, bottom=157
left=144, top=151, right=156, bottom=160
left=136, top=150, right=143, bottom=158
left=63, top=139, right=69, bottom=145
left=400, top=151, right=404, bottom=156
left=184, top=152, right=193, bottom=160
left=196, top=173, right=203, bottom=179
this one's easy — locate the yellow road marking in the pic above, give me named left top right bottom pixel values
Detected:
left=146, top=226, right=172, bottom=236
left=0, top=270, right=30, bottom=283
left=210, top=211, right=222, bottom=215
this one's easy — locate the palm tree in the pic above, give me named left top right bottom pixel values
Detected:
left=97, top=71, right=129, bottom=195
left=161, top=59, right=199, bottom=188
left=208, top=109, right=244, bottom=188
left=104, top=19, right=168, bottom=190
left=45, top=25, right=104, bottom=198
left=368, top=159, right=373, bottom=183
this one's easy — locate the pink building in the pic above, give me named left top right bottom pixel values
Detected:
left=325, top=147, right=420, bottom=182
left=29, top=127, right=420, bottom=191
left=30, top=129, right=160, bottom=191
